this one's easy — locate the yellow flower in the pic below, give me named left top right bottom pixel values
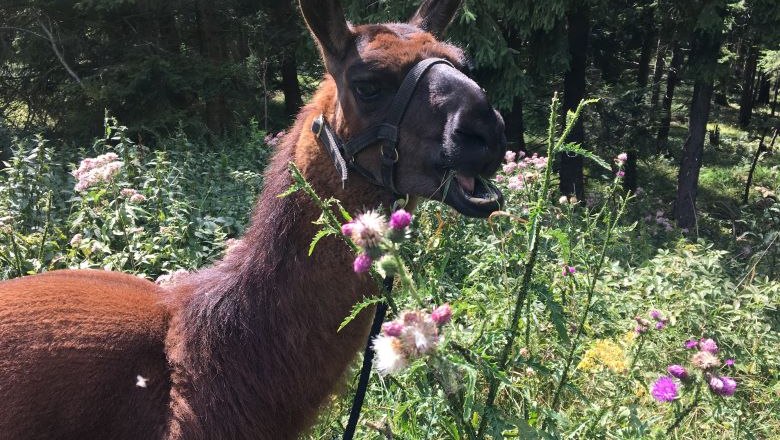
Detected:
left=577, top=339, right=628, bottom=374
left=622, top=330, right=637, bottom=345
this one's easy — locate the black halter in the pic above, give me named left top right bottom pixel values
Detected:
left=312, top=57, right=454, bottom=196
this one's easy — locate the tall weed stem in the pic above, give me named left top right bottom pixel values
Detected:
left=546, top=192, right=629, bottom=425
left=477, top=94, right=602, bottom=438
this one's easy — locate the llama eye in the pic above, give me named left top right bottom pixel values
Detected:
left=353, top=82, right=381, bottom=100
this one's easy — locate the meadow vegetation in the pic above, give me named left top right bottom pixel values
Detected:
left=1, top=96, right=778, bottom=438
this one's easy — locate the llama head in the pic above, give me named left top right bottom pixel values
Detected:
left=300, top=0, right=506, bottom=218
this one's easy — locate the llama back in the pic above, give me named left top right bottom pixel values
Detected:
left=0, top=270, right=171, bottom=440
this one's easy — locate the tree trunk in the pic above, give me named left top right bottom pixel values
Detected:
left=743, top=128, right=777, bottom=204
left=196, top=0, right=229, bottom=135
left=269, top=0, right=303, bottom=121
left=623, top=150, right=638, bottom=193
left=675, top=80, right=713, bottom=230
left=772, top=76, right=780, bottom=116
left=559, top=5, right=589, bottom=200
left=656, top=42, right=683, bottom=154
left=637, top=29, right=655, bottom=88
left=280, top=50, right=302, bottom=120
left=650, top=37, right=665, bottom=112
left=504, top=96, right=527, bottom=153
left=757, top=74, right=771, bottom=106
left=738, top=44, right=758, bottom=128
left=675, top=27, right=723, bottom=231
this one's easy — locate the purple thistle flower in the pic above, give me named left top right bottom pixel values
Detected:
left=650, top=310, right=663, bottom=321
left=699, top=338, right=718, bottom=353
left=353, top=254, right=372, bottom=273
left=616, top=170, right=625, bottom=178
left=684, top=339, right=698, bottom=349
left=389, top=209, right=412, bottom=230
left=431, top=304, right=452, bottom=326
left=655, top=321, right=666, bottom=330
left=382, top=321, right=404, bottom=337
left=667, top=364, right=688, bottom=380
left=651, top=376, right=679, bottom=402
left=562, top=265, right=576, bottom=276
left=635, top=325, right=648, bottom=334
left=341, top=222, right=354, bottom=236
left=725, top=358, right=735, bottom=367
left=708, top=376, right=724, bottom=394
left=719, top=376, right=737, bottom=396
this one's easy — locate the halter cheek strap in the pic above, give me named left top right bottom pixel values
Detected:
left=311, top=57, right=454, bottom=197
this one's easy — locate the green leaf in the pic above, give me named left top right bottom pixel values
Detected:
left=337, top=296, right=384, bottom=332
left=276, top=183, right=300, bottom=198
left=536, top=283, right=570, bottom=345
left=545, top=228, right=570, bottom=261
left=557, top=143, right=611, bottom=170
left=308, top=228, right=332, bottom=256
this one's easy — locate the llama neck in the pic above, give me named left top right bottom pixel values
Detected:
left=165, top=79, right=391, bottom=439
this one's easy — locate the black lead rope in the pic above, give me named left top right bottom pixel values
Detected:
left=342, top=275, right=393, bottom=440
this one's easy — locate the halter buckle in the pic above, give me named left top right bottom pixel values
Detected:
left=380, top=145, right=399, bottom=164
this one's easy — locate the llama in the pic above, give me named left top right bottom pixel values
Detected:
left=0, top=0, right=506, bottom=438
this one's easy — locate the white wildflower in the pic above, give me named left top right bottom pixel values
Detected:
left=373, top=335, right=408, bottom=376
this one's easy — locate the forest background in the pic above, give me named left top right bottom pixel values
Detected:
left=2, top=0, right=780, bottom=230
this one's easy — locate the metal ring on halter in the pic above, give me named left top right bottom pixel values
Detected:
left=380, top=144, right=399, bottom=163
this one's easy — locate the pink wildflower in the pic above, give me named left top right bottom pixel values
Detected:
left=685, top=339, right=698, bottom=349
left=389, top=209, right=412, bottom=230
left=129, top=193, right=146, bottom=204
left=651, top=376, right=679, bottom=402
left=718, top=376, right=737, bottom=396
left=72, top=153, right=123, bottom=192
left=667, top=364, right=688, bottom=380
left=341, top=221, right=354, bottom=236
left=353, top=254, right=372, bottom=273
left=431, top=304, right=452, bottom=325
left=382, top=321, right=404, bottom=337
left=699, top=338, right=718, bottom=353
left=351, top=211, right=386, bottom=250
left=616, top=152, right=628, bottom=164
left=616, top=170, right=625, bottom=178
left=69, top=234, right=83, bottom=247
left=502, top=162, right=517, bottom=174
left=504, top=151, right=517, bottom=163
left=507, top=175, right=524, bottom=190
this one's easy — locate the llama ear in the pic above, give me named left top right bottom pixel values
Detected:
left=299, top=0, right=353, bottom=68
left=408, top=0, right=463, bottom=37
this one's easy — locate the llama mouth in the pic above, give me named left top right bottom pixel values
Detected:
left=442, top=171, right=503, bottom=218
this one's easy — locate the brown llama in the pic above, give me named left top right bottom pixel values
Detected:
left=0, top=0, right=506, bottom=438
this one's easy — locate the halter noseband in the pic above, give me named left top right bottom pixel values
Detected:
left=311, top=57, right=454, bottom=197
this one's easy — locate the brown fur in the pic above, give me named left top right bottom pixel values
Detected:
left=0, top=1, right=504, bottom=438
